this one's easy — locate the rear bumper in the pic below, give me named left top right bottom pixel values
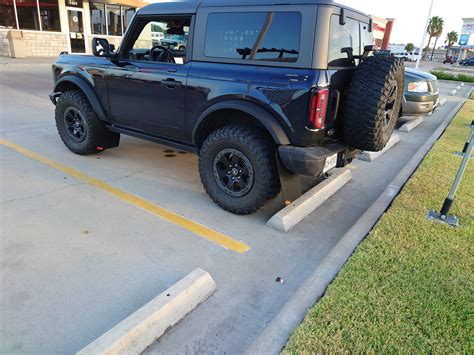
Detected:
left=278, top=143, right=353, bottom=176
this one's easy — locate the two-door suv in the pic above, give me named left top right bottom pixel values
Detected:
left=50, top=0, right=404, bottom=214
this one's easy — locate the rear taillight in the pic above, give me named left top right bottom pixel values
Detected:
left=309, top=88, right=329, bottom=129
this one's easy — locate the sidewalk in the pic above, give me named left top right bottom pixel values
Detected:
left=0, top=56, right=55, bottom=66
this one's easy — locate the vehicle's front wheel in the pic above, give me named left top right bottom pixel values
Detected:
left=55, top=90, right=120, bottom=155
left=199, top=125, right=281, bottom=215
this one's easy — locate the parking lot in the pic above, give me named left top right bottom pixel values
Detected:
left=0, top=61, right=472, bottom=353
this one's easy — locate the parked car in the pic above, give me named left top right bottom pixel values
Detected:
left=393, top=52, right=409, bottom=61
left=459, top=57, right=474, bottom=66
left=443, top=55, right=458, bottom=64
left=160, top=34, right=187, bottom=51
left=401, top=68, right=439, bottom=116
left=50, top=0, right=404, bottom=214
left=408, top=52, right=419, bottom=62
left=151, top=31, right=164, bottom=45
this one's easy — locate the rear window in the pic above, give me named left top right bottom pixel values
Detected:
left=204, top=12, right=301, bottom=62
left=328, top=15, right=372, bottom=67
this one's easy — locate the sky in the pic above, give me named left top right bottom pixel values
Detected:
left=335, top=0, right=473, bottom=47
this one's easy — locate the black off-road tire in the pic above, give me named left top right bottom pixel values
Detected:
left=199, top=125, right=281, bottom=215
left=55, top=90, right=120, bottom=155
left=343, top=55, right=404, bottom=151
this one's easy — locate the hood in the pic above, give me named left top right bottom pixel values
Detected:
left=405, top=68, right=437, bottom=81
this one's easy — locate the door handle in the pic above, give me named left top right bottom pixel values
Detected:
left=161, top=78, right=182, bottom=88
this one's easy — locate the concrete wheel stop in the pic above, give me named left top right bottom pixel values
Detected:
left=398, top=116, right=425, bottom=133
left=357, top=134, right=400, bottom=162
left=267, top=168, right=352, bottom=232
left=77, top=269, right=216, bottom=355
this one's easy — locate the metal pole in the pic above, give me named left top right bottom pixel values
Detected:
left=416, top=0, right=434, bottom=69
left=439, top=122, right=473, bottom=216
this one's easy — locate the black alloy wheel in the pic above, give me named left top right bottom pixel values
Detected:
left=383, top=80, right=398, bottom=131
left=212, top=148, right=255, bottom=197
left=63, top=106, right=87, bottom=143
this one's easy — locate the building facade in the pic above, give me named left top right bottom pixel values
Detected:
left=0, top=0, right=145, bottom=57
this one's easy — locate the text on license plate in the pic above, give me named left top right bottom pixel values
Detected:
left=323, top=153, right=338, bottom=173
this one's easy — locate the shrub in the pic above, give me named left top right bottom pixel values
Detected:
left=430, top=70, right=474, bottom=83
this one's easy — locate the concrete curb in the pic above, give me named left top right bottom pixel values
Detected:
left=398, top=116, right=424, bottom=133
left=267, top=169, right=352, bottom=232
left=357, top=134, right=400, bottom=162
left=77, top=269, right=216, bottom=355
left=246, top=87, right=472, bottom=355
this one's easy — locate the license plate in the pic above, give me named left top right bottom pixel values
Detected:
left=323, top=153, right=338, bottom=173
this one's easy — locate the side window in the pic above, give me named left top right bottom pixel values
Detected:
left=360, top=21, right=373, bottom=51
left=204, top=12, right=301, bottom=62
left=328, top=15, right=360, bottom=67
left=126, top=17, right=190, bottom=64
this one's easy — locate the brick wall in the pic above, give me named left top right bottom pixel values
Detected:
left=0, top=30, right=68, bottom=57
left=22, top=31, right=68, bottom=57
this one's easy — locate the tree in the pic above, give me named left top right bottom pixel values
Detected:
left=430, top=17, right=444, bottom=60
left=424, top=16, right=444, bottom=60
left=445, top=31, right=459, bottom=55
left=405, top=43, right=414, bottom=52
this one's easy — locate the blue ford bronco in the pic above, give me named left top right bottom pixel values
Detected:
left=50, top=0, right=404, bottom=214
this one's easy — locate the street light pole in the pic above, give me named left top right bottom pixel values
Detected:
left=415, top=0, right=434, bottom=69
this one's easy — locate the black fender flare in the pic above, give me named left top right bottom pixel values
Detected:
left=54, top=75, right=107, bottom=122
left=192, top=100, right=291, bottom=146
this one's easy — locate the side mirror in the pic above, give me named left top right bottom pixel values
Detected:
left=92, top=37, right=113, bottom=57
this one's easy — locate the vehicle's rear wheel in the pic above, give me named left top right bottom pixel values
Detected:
left=199, top=125, right=281, bottom=215
left=55, top=90, right=120, bottom=155
left=342, top=55, right=404, bottom=151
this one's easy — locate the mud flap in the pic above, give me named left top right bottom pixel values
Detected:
left=276, top=152, right=302, bottom=205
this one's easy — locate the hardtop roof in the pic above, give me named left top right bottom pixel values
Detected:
left=137, top=0, right=368, bottom=18
left=139, top=0, right=334, bottom=15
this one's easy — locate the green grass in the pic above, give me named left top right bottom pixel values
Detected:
left=284, top=98, right=474, bottom=353
left=431, top=70, right=474, bottom=83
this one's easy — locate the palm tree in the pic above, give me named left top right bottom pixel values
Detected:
left=424, top=16, right=444, bottom=60
left=430, top=17, right=444, bottom=60
left=445, top=31, right=459, bottom=56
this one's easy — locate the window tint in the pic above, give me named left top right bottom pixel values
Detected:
left=107, top=4, right=121, bottom=36
left=122, top=7, right=135, bottom=32
left=90, top=2, right=105, bottom=34
left=205, top=12, right=301, bottom=62
left=360, top=21, right=373, bottom=51
left=0, top=0, right=17, bottom=28
left=328, top=15, right=360, bottom=66
left=16, top=0, right=40, bottom=30
left=126, top=17, right=190, bottom=64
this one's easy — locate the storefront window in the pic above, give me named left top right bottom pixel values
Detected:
left=107, top=4, right=121, bottom=36
left=122, top=6, right=134, bottom=32
left=90, top=2, right=105, bottom=34
left=39, top=0, right=60, bottom=31
left=16, top=0, right=40, bottom=30
left=0, top=0, right=17, bottom=28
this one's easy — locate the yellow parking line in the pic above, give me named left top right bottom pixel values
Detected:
left=0, top=139, right=250, bottom=253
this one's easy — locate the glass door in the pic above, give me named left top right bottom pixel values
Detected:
left=67, top=8, right=85, bottom=53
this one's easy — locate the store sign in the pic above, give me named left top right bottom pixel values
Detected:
left=461, top=21, right=474, bottom=34
left=459, top=34, right=470, bottom=46
left=66, top=0, right=83, bottom=8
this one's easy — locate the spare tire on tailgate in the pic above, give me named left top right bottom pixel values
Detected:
left=343, top=55, right=404, bottom=151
